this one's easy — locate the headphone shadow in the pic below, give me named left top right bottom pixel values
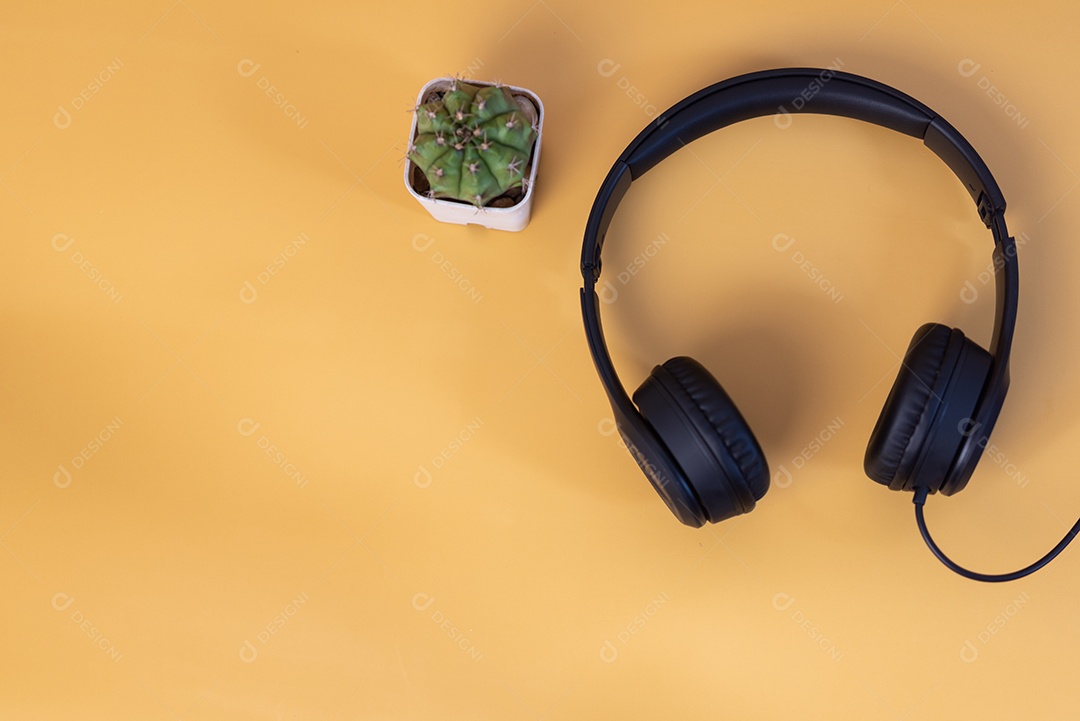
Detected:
left=602, top=281, right=847, bottom=457
left=695, top=46, right=1059, bottom=459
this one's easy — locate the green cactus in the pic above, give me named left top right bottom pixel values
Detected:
left=409, top=80, right=537, bottom=207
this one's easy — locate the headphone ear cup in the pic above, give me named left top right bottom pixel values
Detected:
left=864, top=323, right=991, bottom=491
left=633, top=357, right=769, bottom=522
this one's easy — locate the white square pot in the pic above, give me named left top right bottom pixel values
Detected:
left=404, top=78, right=544, bottom=232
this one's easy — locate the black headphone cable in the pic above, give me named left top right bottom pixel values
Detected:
left=913, top=486, right=1080, bottom=582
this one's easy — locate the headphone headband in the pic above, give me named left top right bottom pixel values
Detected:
left=582, top=68, right=1008, bottom=283
left=580, top=68, right=1018, bottom=524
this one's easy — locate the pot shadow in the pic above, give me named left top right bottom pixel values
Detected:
left=467, top=7, right=602, bottom=225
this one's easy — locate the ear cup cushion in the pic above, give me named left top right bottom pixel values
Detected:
left=633, top=357, right=768, bottom=522
left=864, top=323, right=955, bottom=487
left=660, top=358, right=770, bottom=500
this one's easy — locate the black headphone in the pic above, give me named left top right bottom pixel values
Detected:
left=580, top=68, right=1079, bottom=582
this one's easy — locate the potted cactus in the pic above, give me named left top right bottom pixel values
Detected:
left=404, top=78, right=544, bottom=232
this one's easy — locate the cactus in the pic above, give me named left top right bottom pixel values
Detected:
left=408, top=80, right=537, bottom=208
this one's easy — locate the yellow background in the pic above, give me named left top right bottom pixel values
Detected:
left=3, top=1, right=1079, bottom=718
